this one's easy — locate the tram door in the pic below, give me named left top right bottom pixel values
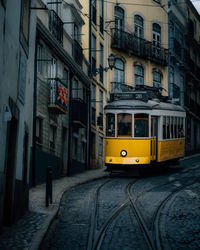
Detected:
left=151, top=117, right=158, bottom=161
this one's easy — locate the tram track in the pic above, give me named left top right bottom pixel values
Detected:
left=88, top=179, right=138, bottom=250
left=127, top=170, right=200, bottom=250
left=92, top=164, right=200, bottom=250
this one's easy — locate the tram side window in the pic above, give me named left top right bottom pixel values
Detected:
left=178, top=117, right=184, bottom=138
left=106, top=113, right=115, bottom=136
left=163, top=116, right=166, bottom=139
left=118, top=113, right=132, bottom=137
left=134, top=114, right=148, bottom=137
left=174, top=117, right=177, bottom=138
left=166, top=116, right=170, bottom=139
left=171, top=117, right=174, bottom=138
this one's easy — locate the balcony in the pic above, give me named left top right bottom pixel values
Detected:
left=48, top=78, right=68, bottom=114
left=73, top=40, right=83, bottom=67
left=72, top=99, right=87, bottom=127
left=111, top=82, right=134, bottom=93
left=111, top=28, right=167, bottom=66
left=49, top=10, right=63, bottom=44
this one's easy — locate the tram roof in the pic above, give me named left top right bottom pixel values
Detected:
left=104, top=99, right=185, bottom=112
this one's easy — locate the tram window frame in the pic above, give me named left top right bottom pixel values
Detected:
left=117, top=113, right=132, bottom=137
left=106, top=113, right=115, bottom=137
left=134, top=113, right=149, bottom=138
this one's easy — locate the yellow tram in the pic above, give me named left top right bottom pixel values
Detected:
left=104, top=90, right=186, bottom=170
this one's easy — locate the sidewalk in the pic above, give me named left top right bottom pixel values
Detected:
left=0, top=167, right=109, bottom=250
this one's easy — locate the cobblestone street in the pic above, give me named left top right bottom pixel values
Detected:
left=40, top=156, right=200, bottom=250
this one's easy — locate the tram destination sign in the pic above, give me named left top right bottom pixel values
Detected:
left=110, top=91, right=148, bottom=102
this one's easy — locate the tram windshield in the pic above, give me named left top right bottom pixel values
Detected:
left=106, top=113, right=115, bottom=136
left=134, top=114, right=148, bottom=137
left=117, top=113, right=132, bottom=137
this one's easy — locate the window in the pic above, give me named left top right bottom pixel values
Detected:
left=171, top=117, right=174, bottom=138
left=99, top=43, right=104, bottom=82
left=118, top=113, right=132, bottom=137
left=134, top=65, right=144, bottom=86
left=169, top=66, right=174, bottom=84
left=92, top=84, right=96, bottom=125
left=99, top=90, right=103, bottom=115
left=114, top=59, right=124, bottom=83
left=36, top=117, right=42, bottom=145
left=81, top=141, right=86, bottom=162
left=194, top=19, right=196, bottom=35
left=99, top=0, right=104, bottom=34
left=153, top=70, right=162, bottom=88
left=72, top=136, right=78, bottom=159
left=37, top=44, right=43, bottom=74
left=99, top=137, right=103, bottom=156
left=50, top=125, right=56, bottom=151
left=178, top=118, right=184, bottom=138
left=163, top=116, right=166, bottom=139
left=114, top=6, right=124, bottom=30
left=63, top=68, right=69, bottom=88
left=74, top=24, right=78, bottom=41
left=152, top=23, right=161, bottom=57
left=173, top=84, right=180, bottom=99
left=73, top=79, right=78, bottom=99
left=134, top=15, right=144, bottom=38
left=21, top=0, right=30, bottom=44
left=92, top=34, right=96, bottom=76
left=166, top=117, right=170, bottom=139
left=106, top=113, right=115, bottom=137
left=174, top=117, right=177, bottom=138
left=134, top=114, right=148, bottom=137
left=92, top=0, right=96, bottom=25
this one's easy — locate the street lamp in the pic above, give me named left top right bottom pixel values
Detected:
left=96, top=53, right=116, bottom=74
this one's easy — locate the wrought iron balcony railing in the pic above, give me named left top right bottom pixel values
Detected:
left=48, top=78, right=68, bottom=114
left=111, top=28, right=167, bottom=66
left=111, top=82, right=134, bottom=93
left=49, top=10, right=63, bottom=44
left=73, top=40, right=83, bottom=67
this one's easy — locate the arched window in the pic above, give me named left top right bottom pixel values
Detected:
left=134, top=15, right=144, bottom=38
left=153, top=70, right=162, bottom=88
left=114, top=6, right=124, bottom=30
left=114, top=59, right=124, bottom=83
left=152, top=23, right=161, bottom=57
left=134, top=65, right=144, bottom=86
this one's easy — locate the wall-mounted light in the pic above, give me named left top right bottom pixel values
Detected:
left=96, top=54, right=116, bottom=74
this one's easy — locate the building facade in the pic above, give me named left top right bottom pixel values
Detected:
left=32, top=0, right=91, bottom=184
left=168, top=0, right=200, bottom=154
left=0, top=0, right=36, bottom=228
left=106, top=0, right=168, bottom=99
left=82, top=0, right=106, bottom=169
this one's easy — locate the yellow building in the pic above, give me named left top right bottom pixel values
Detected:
left=106, top=0, right=168, bottom=95
left=82, top=0, right=106, bottom=169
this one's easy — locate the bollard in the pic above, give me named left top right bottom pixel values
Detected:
left=46, top=166, right=53, bottom=207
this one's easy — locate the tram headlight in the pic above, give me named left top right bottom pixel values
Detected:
left=120, top=150, right=127, bottom=157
